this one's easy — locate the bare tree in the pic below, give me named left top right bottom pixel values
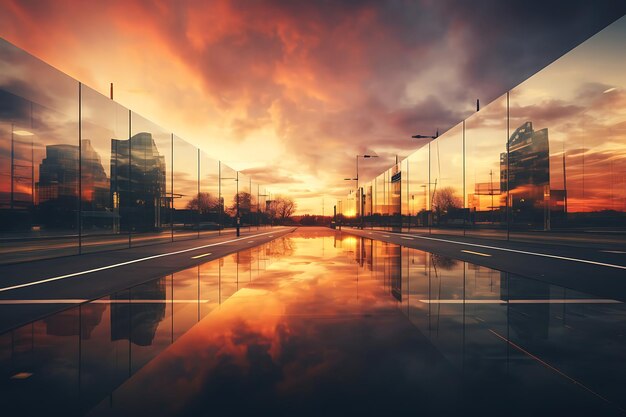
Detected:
left=277, top=197, right=296, bottom=220
left=432, top=187, right=462, bottom=216
left=186, top=192, right=219, bottom=214
left=226, top=192, right=253, bottom=217
left=267, top=196, right=297, bottom=223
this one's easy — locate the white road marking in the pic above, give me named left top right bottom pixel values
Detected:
left=461, top=249, right=491, bottom=257
left=0, top=229, right=287, bottom=293
left=389, top=232, right=626, bottom=270
left=601, top=250, right=626, bottom=254
left=248, top=241, right=254, bottom=243
left=382, top=235, right=390, bottom=238
left=400, top=237, right=413, bottom=240
left=191, top=252, right=212, bottom=259
left=0, top=299, right=212, bottom=305
left=420, top=299, right=504, bottom=304
left=418, top=298, right=621, bottom=304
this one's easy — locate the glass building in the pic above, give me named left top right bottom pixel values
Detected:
left=337, top=15, right=626, bottom=237
left=0, top=38, right=272, bottom=264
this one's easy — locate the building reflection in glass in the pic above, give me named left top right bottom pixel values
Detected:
left=502, top=121, right=553, bottom=228
left=111, top=132, right=166, bottom=232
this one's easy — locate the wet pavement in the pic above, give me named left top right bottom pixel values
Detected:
left=1, top=228, right=625, bottom=416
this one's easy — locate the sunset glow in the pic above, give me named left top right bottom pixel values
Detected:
left=1, top=1, right=623, bottom=214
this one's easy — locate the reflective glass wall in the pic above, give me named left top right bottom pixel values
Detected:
left=338, top=16, right=626, bottom=238
left=0, top=38, right=270, bottom=264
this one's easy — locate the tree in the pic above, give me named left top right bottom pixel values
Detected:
left=267, top=196, right=296, bottom=224
left=226, top=192, right=254, bottom=218
left=432, top=187, right=462, bottom=217
left=186, top=192, right=219, bottom=215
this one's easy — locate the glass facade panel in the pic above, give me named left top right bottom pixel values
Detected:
left=400, top=158, right=409, bottom=226
left=510, top=18, right=626, bottom=231
left=465, top=94, right=508, bottom=239
left=256, top=185, right=270, bottom=229
left=237, top=173, right=253, bottom=229
left=364, top=180, right=373, bottom=219
left=429, top=122, right=464, bottom=234
left=80, top=85, right=130, bottom=253
left=0, top=38, right=270, bottom=264
left=128, top=113, right=172, bottom=247
left=172, top=135, right=198, bottom=241
left=0, top=38, right=80, bottom=262
left=198, top=151, right=220, bottom=235
left=406, top=145, right=430, bottom=227
left=219, top=163, right=238, bottom=230
left=250, top=181, right=261, bottom=229
left=389, top=164, right=402, bottom=229
left=373, top=173, right=387, bottom=219
left=343, top=17, right=626, bottom=239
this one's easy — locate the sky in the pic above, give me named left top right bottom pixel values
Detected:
left=0, top=0, right=624, bottom=214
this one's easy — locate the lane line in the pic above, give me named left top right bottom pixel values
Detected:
left=418, top=298, right=621, bottom=304
left=191, top=252, right=212, bottom=259
left=368, top=231, right=626, bottom=270
left=0, top=299, right=211, bottom=305
left=400, top=237, right=414, bottom=240
left=248, top=241, right=255, bottom=243
left=382, top=235, right=390, bottom=238
left=461, top=249, right=491, bottom=257
left=601, top=250, right=626, bottom=254
left=0, top=229, right=288, bottom=294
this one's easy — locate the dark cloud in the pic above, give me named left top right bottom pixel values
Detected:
left=435, top=0, right=626, bottom=104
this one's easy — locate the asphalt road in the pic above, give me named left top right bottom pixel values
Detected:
left=0, top=226, right=296, bottom=333
left=340, top=227, right=626, bottom=303
left=2, top=225, right=625, bottom=333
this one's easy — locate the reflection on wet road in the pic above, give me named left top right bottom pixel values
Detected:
left=1, top=228, right=625, bottom=416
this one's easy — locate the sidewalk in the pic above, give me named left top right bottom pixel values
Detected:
left=356, top=226, right=626, bottom=251
left=340, top=227, right=626, bottom=304
left=0, top=226, right=272, bottom=265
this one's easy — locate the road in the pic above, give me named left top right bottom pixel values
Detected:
left=2, top=225, right=625, bottom=332
left=0, top=226, right=296, bottom=333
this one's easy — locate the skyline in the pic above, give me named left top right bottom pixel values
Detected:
left=0, top=1, right=625, bottom=214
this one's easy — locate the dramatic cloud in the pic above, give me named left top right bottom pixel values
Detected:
left=0, top=0, right=624, bottom=213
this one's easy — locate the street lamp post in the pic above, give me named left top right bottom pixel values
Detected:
left=236, top=172, right=239, bottom=236
left=258, top=185, right=269, bottom=230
